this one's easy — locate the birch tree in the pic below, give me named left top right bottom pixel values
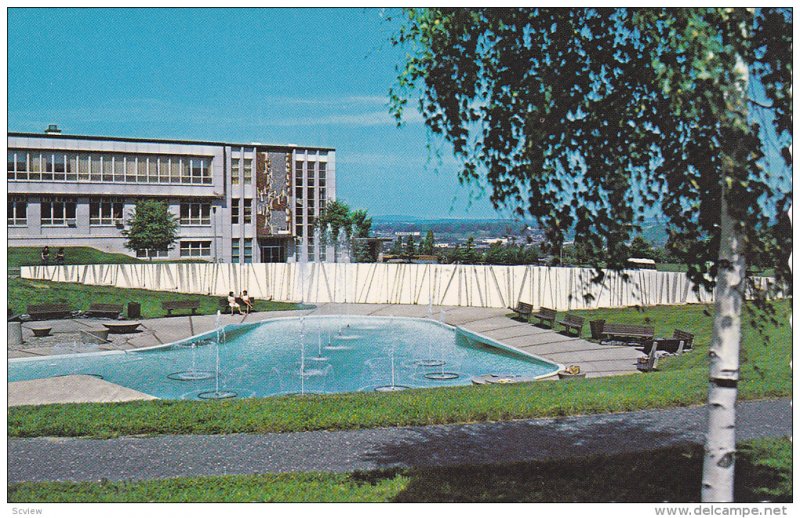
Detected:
left=389, top=7, right=791, bottom=502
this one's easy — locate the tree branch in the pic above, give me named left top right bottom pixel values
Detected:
left=748, top=98, right=774, bottom=109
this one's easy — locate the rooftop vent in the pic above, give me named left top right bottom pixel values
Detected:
left=44, top=124, right=62, bottom=135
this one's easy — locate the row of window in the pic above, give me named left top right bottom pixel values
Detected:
left=231, top=199, right=253, bottom=224
left=8, top=150, right=213, bottom=184
left=294, top=161, right=327, bottom=187
left=134, top=242, right=213, bottom=258
left=231, top=158, right=253, bottom=185
left=8, top=151, right=331, bottom=187
left=7, top=197, right=222, bottom=227
left=304, top=237, right=327, bottom=262
left=231, top=240, right=254, bottom=263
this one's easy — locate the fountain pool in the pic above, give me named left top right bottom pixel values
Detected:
left=8, top=316, right=560, bottom=400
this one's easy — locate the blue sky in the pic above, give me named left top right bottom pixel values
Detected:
left=8, top=8, right=506, bottom=219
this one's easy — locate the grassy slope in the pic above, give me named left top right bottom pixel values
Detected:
left=8, top=300, right=790, bottom=438
left=8, top=246, right=304, bottom=316
left=9, top=277, right=302, bottom=317
left=9, top=246, right=210, bottom=268
left=9, top=247, right=147, bottom=268
left=7, top=438, right=791, bottom=503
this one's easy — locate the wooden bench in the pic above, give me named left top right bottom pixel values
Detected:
left=508, top=301, right=533, bottom=321
left=637, top=340, right=660, bottom=372
left=531, top=307, right=557, bottom=328
left=27, top=303, right=73, bottom=321
left=557, top=313, right=585, bottom=336
left=642, top=330, right=695, bottom=354
left=672, top=329, right=695, bottom=349
left=642, top=338, right=685, bottom=355
left=162, top=300, right=200, bottom=316
left=85, top=303, right=123, bottom=319
left=600, top=323, right=655, bottom=344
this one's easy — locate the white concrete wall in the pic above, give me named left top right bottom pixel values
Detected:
left=18, top=262, right=760, bottom=311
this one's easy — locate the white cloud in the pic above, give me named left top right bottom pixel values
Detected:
left=10, top=96, right=426, bottom=132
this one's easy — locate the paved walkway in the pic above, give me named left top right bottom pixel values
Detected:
left=8, top=398, right=791, bottom=483
left=9, top=303, right=645, bottom=405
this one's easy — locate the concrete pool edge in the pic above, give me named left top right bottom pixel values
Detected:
left=455, top=326, right=564, bottom=379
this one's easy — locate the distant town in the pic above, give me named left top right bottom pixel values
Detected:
left=370, top=215, right=672, bottom=267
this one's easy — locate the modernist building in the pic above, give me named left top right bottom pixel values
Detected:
left=7, top=127, right=335, bottom=263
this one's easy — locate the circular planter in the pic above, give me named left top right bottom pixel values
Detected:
left=103, top=322, right=141, bottom=334
left=31, top=327, right=52, bottom=337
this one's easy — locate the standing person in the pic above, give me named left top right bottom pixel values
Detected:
left=40, top=246, right=50, bottom=265
left=240, top=290, right=253, bottom=314
left=227, top=291, right=242, bottom=315
left=55, top=248, right=65, bottom=265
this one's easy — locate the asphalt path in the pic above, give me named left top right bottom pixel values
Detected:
left=8, top=398, right=791, bottom=483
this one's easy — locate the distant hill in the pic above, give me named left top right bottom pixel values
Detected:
left=373, top=216, right=534, bottom=238
left=639, top=221, right=670, bottom=247
left=373, top=215, right=520, bottom=224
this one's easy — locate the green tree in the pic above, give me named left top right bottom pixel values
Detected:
left=122, top=200, right=179, bottom=261
left=390, top=8, right=791, bottom=501
left=351, top=209, right=372, bottom=238
left=420, top=229, right=436, bottom=255
left=350, top=209, right=376, bottom=263
left=317, top=200, right=353, bottom=262
left=483, top=241, right=505, bottom=264
left=390, top=237, right=404, bottom=257
left=462, top=236, right=478, bottom=264
left=404, top=235, right=417, bottom=260
left=629, top=236, right=657, bottom=261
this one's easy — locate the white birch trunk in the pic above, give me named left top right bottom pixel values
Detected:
left=701, top=50, right=750, bottom=500
left=701, top=191, right=745, bottom=501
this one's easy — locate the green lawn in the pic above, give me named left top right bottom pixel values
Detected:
left=8, top=300, right=790, bottom=439
left=9, top=276, right=304, bottom=318
left=8, top=246, right=306, bottom=317
left=7, top=437, right=791, bottom=503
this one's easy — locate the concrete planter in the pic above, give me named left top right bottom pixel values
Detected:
left=31, top=327, right=52, bottom=337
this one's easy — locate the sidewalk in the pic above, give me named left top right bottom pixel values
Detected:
left=8, top=398, right=791, bottom=483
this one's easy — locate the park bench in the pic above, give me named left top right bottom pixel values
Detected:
left=600, top=323, right=655, bottom=345
left=85, top=303, right=123, bottom=319
left=531, top=307, right=557, bottom=328
left=557, top=313, right=585, bottom=336
left=508, top=301, right=533, bottom=321
left=26, top=303, right=73, bottom=321
left=162, top=300, right=200, bottom=316
left=642, top=329, right=695, bottom=354
left=672, top=329, right=695, bottom=349
left=637, top=341, right=661, bottom=372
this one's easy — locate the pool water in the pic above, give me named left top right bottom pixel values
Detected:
left=9, top=316, right=560, bottom=400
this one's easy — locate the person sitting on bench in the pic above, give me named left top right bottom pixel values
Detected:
left=228, top=291, right=243, bottom=315
left=240, top=290, right=253, bottom=314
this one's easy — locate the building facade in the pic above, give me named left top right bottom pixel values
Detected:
left=7, top=129, right=336, bottom=263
